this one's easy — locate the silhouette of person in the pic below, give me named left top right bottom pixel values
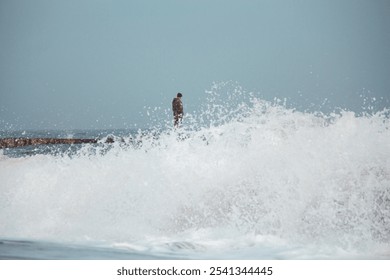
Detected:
left=172, top=92, right=183, bottom=127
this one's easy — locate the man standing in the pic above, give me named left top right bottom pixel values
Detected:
left=172, top=92, right=183, bottom=127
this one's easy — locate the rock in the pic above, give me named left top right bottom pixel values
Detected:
left=0, top=138, right=98, bottom=149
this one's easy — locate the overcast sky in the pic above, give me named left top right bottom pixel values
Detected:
left=1, top=0, right=389, bottom=130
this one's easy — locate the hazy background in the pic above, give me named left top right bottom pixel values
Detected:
left=1, top=0, right=389, bottom=130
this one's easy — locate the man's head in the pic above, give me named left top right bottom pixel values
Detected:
left=177, top=93, right=182, bottom=98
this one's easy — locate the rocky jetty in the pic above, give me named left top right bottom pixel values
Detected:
left=0, top=138, right=98, bottom=149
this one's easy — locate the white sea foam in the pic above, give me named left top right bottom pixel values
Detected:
left=1, top=85, right=389, bottom=259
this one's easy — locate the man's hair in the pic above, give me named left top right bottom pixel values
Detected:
left=177, top=93, right=182, bottom=97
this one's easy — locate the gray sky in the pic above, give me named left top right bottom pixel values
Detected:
left=1, top=0, right=389, bottom=130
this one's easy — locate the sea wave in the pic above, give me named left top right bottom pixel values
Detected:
left=1, top=85, right=389, bottom=258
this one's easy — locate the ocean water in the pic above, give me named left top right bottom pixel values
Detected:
left=1, top=89, right=390, bottom=259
